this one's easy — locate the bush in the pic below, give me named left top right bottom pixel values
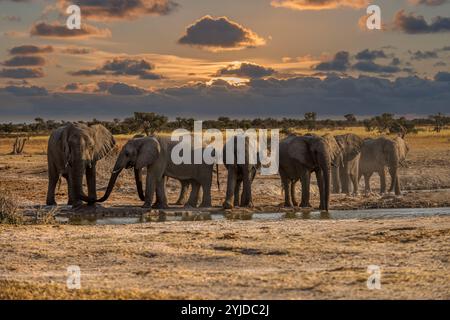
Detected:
left=0, top=192, right=23, bottom=225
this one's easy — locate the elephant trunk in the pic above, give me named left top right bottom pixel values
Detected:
left=318, top=152, right=331, bottom=212
left=96, top=169, right=122, bottom=203
left=216, top=163, right=221, bottom=191
left=134, top=168, right=145, bottom=201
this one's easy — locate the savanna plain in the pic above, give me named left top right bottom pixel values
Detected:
left=0, top=127, right=449, bottom=299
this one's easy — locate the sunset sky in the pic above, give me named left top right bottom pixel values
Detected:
left=0, top=0, right=449, bottom=121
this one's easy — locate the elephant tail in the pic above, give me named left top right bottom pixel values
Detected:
left=216, top=163, right=221, bottom=191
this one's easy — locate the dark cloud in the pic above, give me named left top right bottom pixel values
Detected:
left=9, top=45, right=53, bottom=55
left=30, top=22, right=111, bottom=38
left=216, top=62, right=276, bottom=79
left=64, top=83, right=81, bottom=91
left=435, top=71, right=450, bottom=81
left=3, top=85, right=48, bottom=96
left=409, top=0, right=448, bottom=6
left=355, top=49, right=388, bottom=61
left=352, top=61, right=401, bottom=74
left=410, top=50, right=439, bottom=60
left=178, top=15, right=265, bottom=52
left=3, top=75, right=449, bottom=122
left=314, top=51, right=350, bottom=71
left=100, top=82, right=147, bottom=95
left=61, top=47, right=94, bottom=55
left=271, top=0, right=369, bottom=10
left=394, top=10, right=450, bottom=34
left=433, top=61, right=447, bottom=67
left=70, top=58, right=162, bottom=80
left=0, top=68, right=44, bottom=79
left=2, top=56, right=45, bottom=67
left=391, top=57, right=401, bottom=66
left=57, top=0, right=178, bottom=21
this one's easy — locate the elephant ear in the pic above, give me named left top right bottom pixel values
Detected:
left=136, top=137, right=161, bottom=170
left=61, top=123, right=75, bottom=165
left=288, top=137, right=313, bottom=167
left=91, top=124, right=116, bottom=162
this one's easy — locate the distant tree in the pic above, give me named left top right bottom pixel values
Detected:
left=430, top=113, right=445, bottom=133
left=134, top=112, right=168, bottom=136
left=344, top=114, right=357, bottom=124
left=304, top=112, right=317, bottom=131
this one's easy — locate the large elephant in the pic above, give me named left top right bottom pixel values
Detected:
left=98, top=136, right=216, bottom=208
left=359, top=136, right=409, bottom=195
left=279, top=134, right=336, bottom=211
left=222, top=135, right=259, bottom=209
left=46, top=123, right=116, bottom=209
left=332, top=133, right=363, bottom=195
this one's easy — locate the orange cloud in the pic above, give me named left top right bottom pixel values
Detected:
left=271, top=0, right=369, bottom=11
left=30, top=21, right=111, bottom=38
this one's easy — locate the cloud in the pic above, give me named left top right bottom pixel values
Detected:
left=271, top=0, right=369, bottom=11
left=353, top=61, right=401, bottom=74
left=355, top=49, right=388, bottom=61
left=410, top=50, right=439, bottom=60
left=1, top=75, right=449, bottom=121
left=0, top=68, right=44, bottom=79
left=178, top=16, right=266, bottom=52
left=30, top=21, right=111, bottom=38
left=314, top=51, right=350, bottom=71
left=433, top=61, right=447, bottom=67
left=2, top=56, right=45, bottom=67
left=409, top=0, right=448, bottom=6
left=435, top=71, right=450, bottom=81
left=57, top=0, right=178, bottom=21
left=9, top=45, right=54, bottom=55
left=61, top=47, right=94, bottom=55
left=394, top=10, right=450, bottom=34
left=97, top=81, right=148, bottom=95
left=2, top=85, right=48, bottom=96
left=69, top=58, right=163, bottom=80
left=2, top=15, right=21, bottom=22
left=215, top=62, right=276, bottom=79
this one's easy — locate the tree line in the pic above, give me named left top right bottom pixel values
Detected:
left=0, top=112, right=448, bottom=137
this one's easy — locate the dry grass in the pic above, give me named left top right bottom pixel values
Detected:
left=0, top=191, right=24, bottom=224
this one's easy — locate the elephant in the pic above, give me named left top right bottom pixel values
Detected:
left=222, top=135, right=259, bottom=209
left=332, top=133, right=363, bottom=195
left=359, top=136, right=409, bottom=195
left=279, top=134, right=336, bottom=211
left=97, top=136, right=217, bottom=208
left=46, top=122, right=116, bottom=209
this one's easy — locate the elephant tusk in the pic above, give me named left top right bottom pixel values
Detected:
left=112, top=169, right=122, bottom=174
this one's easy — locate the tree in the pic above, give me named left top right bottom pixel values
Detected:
left=304, top=112, right=317, bottom=131
left=133, top=112, right=168, bottom=136
left=430, top=113, right=445, bottom=133
left=344, top=114, right=357, bottom=124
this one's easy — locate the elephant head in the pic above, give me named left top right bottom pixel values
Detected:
left=97, top=137, right=161, bottom=203
left=322, top=134, right=344, bottom=168
left=62, top=123, right=115, bottom=206
left=335, top=133, right=363, bottom=162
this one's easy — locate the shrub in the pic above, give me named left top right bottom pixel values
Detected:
left=0, top=192, right=24, bottom=225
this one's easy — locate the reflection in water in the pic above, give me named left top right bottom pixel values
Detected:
left=57, top=207, right=450, bottom=226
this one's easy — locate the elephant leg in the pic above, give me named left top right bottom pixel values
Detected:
left=85, top=164, right=97, bottom=206
left=332, top=166, right=340, bottom=194
left=143, top=172, right=156, bottom=208
left=378, top=169, right=386, bottom=194
left=241, top=167, right=253, bottom=207
left=223, top=167, right=237, bottom=209
left=350, top=162, right=359, bottom=195
left=300, top=170, right=312, bottom=208
left=46, top=163, right=59, bottom=206
left=291, top=180, right=299, bottom=207
left=175, top=180, right=190, bottom=205
left=199, top=179, right=212, bottom=208
left=340, top=164, right=350, bottom=195
left=363, top=172, right=372, bottom=193
left=388, top=166, right=401, bottom=195
left=234, top=180, right=242, bottom=207
left=281, top=175, right=292, bottom=207
left=154, top=179, right=169, bottom=209
left=316, top=169, right=326, bottom=211
left=186, top=182, right=200, bottom=208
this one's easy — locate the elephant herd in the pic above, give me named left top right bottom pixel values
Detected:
left=46, top=123, right=409, bottom=212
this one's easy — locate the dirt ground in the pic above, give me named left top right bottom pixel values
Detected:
left=0, top=128, right=449, bottom=299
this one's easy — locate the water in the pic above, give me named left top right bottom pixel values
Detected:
left=56, top=207, right=450, bottom=225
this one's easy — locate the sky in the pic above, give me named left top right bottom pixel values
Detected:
left=0, top=0, right=449, bottom=122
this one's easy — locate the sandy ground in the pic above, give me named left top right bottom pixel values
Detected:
left=0, top=217, right=449, bottom=299
left=0, top=130, right=449, bottom=299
